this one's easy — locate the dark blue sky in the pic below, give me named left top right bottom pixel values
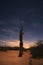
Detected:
left=0, top=0, right=43, bottom=46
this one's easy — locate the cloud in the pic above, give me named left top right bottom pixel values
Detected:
left=1, top=29, right=15, bottom=34
left=32, top=22, right=41, bottom=28
left=0, top=18, right=25, bottom=41
left=0, top=39, right=35, bottom=48
left=23, top=40, right=35, bottom=48
left=0, top=18, right=25, bottom=32
left=32, top=22, right=43, bottom=32
left=0, top=39, right=19, bottom=47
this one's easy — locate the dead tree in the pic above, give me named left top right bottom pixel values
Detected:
left=19, top=26, right=23, bottom=57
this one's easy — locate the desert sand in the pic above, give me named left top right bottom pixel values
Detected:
left=0, top=50, right=43, bottom=65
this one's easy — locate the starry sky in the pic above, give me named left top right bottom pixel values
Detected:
left=0, top=0, right=43, bottom=48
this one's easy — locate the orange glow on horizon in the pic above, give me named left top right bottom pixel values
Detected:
left=0, top=40, right=35, bottom=48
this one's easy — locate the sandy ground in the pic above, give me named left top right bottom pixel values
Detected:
left=0, top=50, right=43, bottom=65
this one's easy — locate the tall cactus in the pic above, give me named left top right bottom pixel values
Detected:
left=19, top=26, right=23, bottom=57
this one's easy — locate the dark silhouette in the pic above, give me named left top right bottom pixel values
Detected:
left=29, top=57, right=32, bottom=65
left=0, top=46, right=27, bottom=52
left=19, top=26, right=24, bottom=57
left=30, top=40, right=43, bottom=59
left=0, top=46, right=7, bottom=52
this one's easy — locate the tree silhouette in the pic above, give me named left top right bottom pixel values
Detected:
left=36, top=40, right=43, bottom=46
left=30, top=40, right=43, bottom=58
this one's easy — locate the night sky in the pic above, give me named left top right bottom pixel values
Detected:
left=0, top=0, right=43, bottom=48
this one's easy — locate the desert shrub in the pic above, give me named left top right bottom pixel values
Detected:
left=30, top=40, right=43, bottom=58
